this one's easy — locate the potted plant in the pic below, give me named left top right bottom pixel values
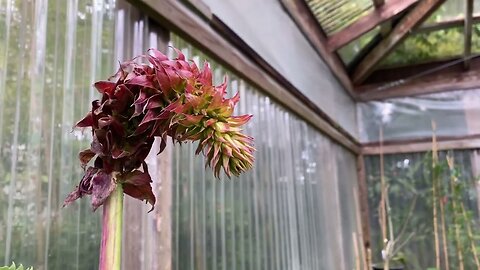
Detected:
left=62, top=48, right=255, bottom=270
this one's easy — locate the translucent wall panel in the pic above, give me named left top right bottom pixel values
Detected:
left=365, top=150, right=480, bottom=270
left=170, top=35, right=365, bottom=270
left=358, top=89, right=480, bottom=142
left=0, top=0, right=115, bottom=268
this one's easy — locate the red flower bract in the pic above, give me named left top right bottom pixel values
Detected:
left=64, top=48, right=255, bottom=211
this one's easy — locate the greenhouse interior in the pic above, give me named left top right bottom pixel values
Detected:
left=1, top=0, right=480, bottom=269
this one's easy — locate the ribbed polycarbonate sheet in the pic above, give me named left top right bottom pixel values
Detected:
left=305, top=0, right=373, bottom=35
left=170, top=35, right=365, bottom=270
left=0, top=0, right=116, bottom=268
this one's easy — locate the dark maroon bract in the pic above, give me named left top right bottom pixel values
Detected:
left=64, top=48, right=255, bottom=211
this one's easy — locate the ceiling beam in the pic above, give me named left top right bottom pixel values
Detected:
left=362, top=134, right=480, bottom=155
left=414, top=14, right=480, bottom=33
left=356, top=60, right=480, bottom=101
left=352, top=0, right=446, bottom=85
left=280, top=0, right=357, bottom=99
left=464, top=0, right=474, bottom=69
left=327, top=0, right=418, bottom=51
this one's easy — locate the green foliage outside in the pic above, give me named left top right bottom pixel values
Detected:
left=366, top=150, right=480, bottom=270
left=338, top=1, right=480, bottom=68
left=381, top=1, right=480, bottom=67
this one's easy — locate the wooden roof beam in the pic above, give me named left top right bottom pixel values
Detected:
left=280, top=0, right=357, bottom=99
left=464, top=0, right=474, bottom=69
left=327, top=0, right=418, bottom=51
left=414, top=14, right=480, bottom=33
left=362, top=134, right=480, bottom=155
left=352, top=0, right=446, bottom=85
left=356, top=61, right=480, bottom=101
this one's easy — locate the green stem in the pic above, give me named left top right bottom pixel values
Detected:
left=99, top=184, right=124, bottom=270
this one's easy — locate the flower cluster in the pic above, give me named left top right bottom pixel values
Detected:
left=64, top=48, right=254, bottom=211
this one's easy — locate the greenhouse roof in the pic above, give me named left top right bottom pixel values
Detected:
left=283, top=0, right=480, bottom=101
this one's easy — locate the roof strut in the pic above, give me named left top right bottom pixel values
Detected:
left=327, top=0, right=418, bottom=51
left=464, top=0, right=474, bottom=69
left=352, top=0, right=446, bottom=85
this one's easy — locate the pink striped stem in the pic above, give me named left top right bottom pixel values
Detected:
left=99, top=185, right=123, bottom=270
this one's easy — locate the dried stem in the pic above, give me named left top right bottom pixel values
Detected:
left=99, top=184, right=124, bottom=270
left=395, top=195, right=417, bottom=241
left=379, top=127, right=390, bottom=270
left=439, top=196, right=450, bottom=270
left=431, top=121, right=441, bottom=270
left=447, top=155, right=464, bottom=270
left=461, top=200, right=480, bottom=268
left=353, top=232, right=361, bottom=270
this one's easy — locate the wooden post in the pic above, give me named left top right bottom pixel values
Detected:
left=464, top=0, right=474, bottom=69
left=356, top=154, right=372, bottom=266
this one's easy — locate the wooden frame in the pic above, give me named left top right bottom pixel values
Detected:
left=280, top=0, right=480, bottom=100
left=414, top=14, right=480, bottom=34
left=279, top=0, right=357, bottom=98
left=356, top=155, right=372, bottom=252
left=356, top=58, right=480, bottom=100
left=464, top=0, right=474, bottom=69
left=182, top=0, right=212, bottom=20
left=327, top=0, right=418, bottom=51
left=127, top=0, right=361, bottom=153
left=352, top=0, right=446, bottom=84
left=361, top=135, right=480, bottom=155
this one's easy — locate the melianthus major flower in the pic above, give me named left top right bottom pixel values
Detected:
left=64, top=48, right=254, bottom=211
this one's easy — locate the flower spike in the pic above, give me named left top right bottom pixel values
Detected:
left=64, top=47, right=255, bottom=211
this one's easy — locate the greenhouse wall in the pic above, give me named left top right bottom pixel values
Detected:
left=201, top=0, right=359, bottom=138
left=0, top=1, right=364, bottom=270
left=169, top=35, right=364, bottom=270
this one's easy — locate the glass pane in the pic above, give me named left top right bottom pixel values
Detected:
left=381, top=26, right=464, bottom=67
